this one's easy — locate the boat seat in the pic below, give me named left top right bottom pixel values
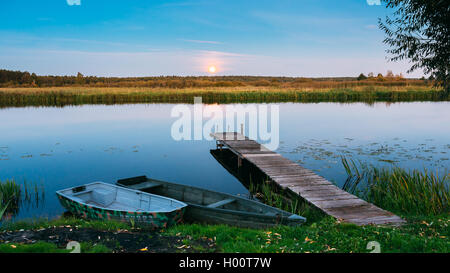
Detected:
left=207, top=198, right=236, bottom=208
left=91, top=188, right=116, bottom=207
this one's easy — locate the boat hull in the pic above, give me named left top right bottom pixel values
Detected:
left=56, top=182, right=187, bottom=229
left=185, top=204, right=299, bottom=229
left=57, top=194, right=185, bottom=228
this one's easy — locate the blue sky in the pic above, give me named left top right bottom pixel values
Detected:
left=0, top=0, right=422, bottom=77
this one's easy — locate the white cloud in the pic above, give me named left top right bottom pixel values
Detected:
left=367, top=0, right=381, bottom=6
left=67, top=0, right=81, bottom=6
left=180, top=39, right=223, bottom=45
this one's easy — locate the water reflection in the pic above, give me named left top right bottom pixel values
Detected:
left=0, top=180, right=45, bottom=221
left=0, top=102, right=448, bottom=221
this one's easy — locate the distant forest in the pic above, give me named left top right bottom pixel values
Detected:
left=0, top=69, right=430, bottom=89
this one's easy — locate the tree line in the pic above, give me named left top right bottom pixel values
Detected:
left=0, top=69, right=428, bottom=88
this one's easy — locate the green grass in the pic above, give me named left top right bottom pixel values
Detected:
left=341, top=157, right=450, bottom=215
left=0, top=217, right=129, bottom=253
left=1, top=215, right=448, bottom=253
left=166, top=215, right=449, bottom=253
left=0, top=242, right=71, bottom=253
left=0, top=241, right=110, bottom=253
left=0, top=85, right=447, bottom=107
left=0, top=216, right=132, bottom=232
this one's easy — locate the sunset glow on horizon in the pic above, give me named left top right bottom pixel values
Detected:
left=208, top=66, right=217, bottom=74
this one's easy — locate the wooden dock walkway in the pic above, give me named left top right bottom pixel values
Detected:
left=211, top=132, right=405, bottom=226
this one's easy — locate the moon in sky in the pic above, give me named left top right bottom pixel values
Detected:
left=208, top=66, right=217, bottom=74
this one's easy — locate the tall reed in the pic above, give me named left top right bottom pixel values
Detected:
left=0, top=179, right=45, bottom=219
left=0, top=180, right=20, bottom=221
left=0, top=180, right=21, bottom=211
left=0, top=197, right=10, bottom=220
left=341, top=157, right=449, bottom=215
left=249, top=180, right=324, bottom=222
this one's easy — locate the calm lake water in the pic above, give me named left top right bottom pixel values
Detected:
left=0, top=102, right=449, bottom=221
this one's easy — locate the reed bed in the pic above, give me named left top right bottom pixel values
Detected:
left=249, top=180, right=325, bottom=222
left=0, top=180, right=20, bottom=220
left=0, top=179, right=45, bottom=220
left=0, top=85, right=446, bottom=107
left=341, top=157, right=450, bottom=216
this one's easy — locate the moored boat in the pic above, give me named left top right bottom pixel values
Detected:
left=117, top=176, right=306, bottom=229
left=56, top=181, right=187, bottom=228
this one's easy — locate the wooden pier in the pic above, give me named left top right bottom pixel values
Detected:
left=211, top=132, right=405, bottom=226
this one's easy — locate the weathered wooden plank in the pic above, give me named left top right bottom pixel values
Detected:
left=276, top=179, right=332, bottom=188
left=269, top=173, right=313, bottom=179
left=258, top=166, right=314, bottom=174
left=347, top=215, right=402, bottom=223
left=289, top=184, right=341, bottom=193
left=290, top=190, right=350, bottom=200
left=226, top=143, right=265, bottom=148
left=212, top=133, right=248, bottom=141
left=254, top=161, right=300, bottom=167
left=254, top=163, right=301, bottom=168
left=350, top=216, right=405, bottom=225
left=220, top=140, right=259, bottom=145
left=323, top=204, right=391, bottom=219
left=245, top=156, right=295, bottom=164
left=293, top=190, right=351, bottom=198
left=324, top=211, right=389, bottom=222
left=241, top=153, right=282, bottom=158
left=264, top=170, right=317, bottom=177
left=276, top=180, right=333, bottom=190
left=309, top=198, right=369, bottom=209
left=306, top=194, right=360, bottom=202
left=273, top=175, right=331, bottom=183
left=235, top=149, right=276, bottom=155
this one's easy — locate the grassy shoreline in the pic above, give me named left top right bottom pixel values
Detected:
left=0, top=86, right=447, bottom=107
left=1, top=214, right=448, bottom=253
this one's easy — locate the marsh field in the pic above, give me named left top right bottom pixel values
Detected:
left=0, top=76, right=448, bottom=107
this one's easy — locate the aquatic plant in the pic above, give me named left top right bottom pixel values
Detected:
left=0, top=180, right=20, bottom=221
left=0, top=200, right=10, bottom=220
left=0, top=179, right=45, bottom=219
left=249, top=180, right=324, bottom=222
left=341, top=157, right=450, bottom=215
left=0, top=180, right=21, bottom=214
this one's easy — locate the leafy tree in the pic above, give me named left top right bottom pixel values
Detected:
left=379, top=0, right=450, bottom=94
left=20, top=72, right=32, bottom=85
left=76, top=72, right=85, bottom=85
left=357, top=73, right=368, bottom=81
